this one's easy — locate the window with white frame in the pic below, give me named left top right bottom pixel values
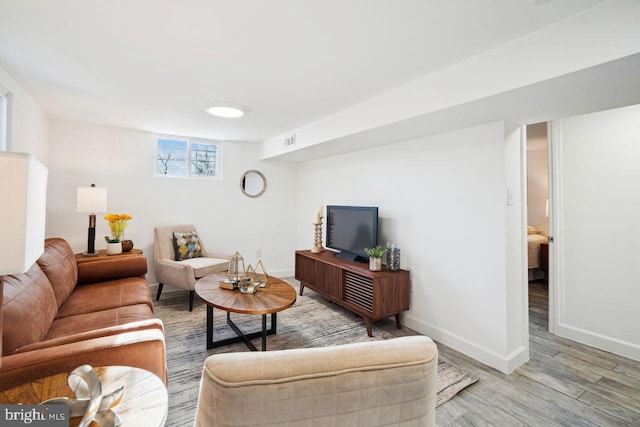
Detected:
left=155, top=136, right=221, bottom=179
left=0, top=87, right=8, bottom=152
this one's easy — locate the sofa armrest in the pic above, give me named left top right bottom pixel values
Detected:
left=77, top=255, right=148, bottom=285
left=0, top=329, right=167, bottom=391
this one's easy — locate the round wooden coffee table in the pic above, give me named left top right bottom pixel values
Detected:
left=0, top=366, right=167, bottom=426
left=195, top=273, right=296, bottom=351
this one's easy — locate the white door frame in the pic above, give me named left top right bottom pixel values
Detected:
left=546, top=120, right=561, bottom=335
left=522, top=121, right=560, bottom=341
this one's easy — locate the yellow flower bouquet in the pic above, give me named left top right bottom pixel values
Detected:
left=104, top=213, right=132, bottom=243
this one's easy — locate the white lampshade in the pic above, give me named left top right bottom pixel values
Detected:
left=0, top=152, right=49, bottom=275
left=77, top=186, right=107, bottom=213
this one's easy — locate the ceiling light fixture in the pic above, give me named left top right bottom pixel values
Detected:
left=205, top=105, right=245, bottom=118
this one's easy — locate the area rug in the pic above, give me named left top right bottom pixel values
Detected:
left=436, top=360, right=479, bottom=407
left=154, top=279, right=478, bottom=425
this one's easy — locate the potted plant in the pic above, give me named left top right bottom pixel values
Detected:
left=364, top=245, right=387, bottom=271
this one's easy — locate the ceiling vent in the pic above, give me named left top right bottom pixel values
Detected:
left=283, top=134, right=296, bottom=148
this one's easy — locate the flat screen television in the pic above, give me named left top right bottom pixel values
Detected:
left=326, top=205, right=378, bottom=262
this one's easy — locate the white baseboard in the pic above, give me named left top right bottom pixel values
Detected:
left=268, top=268, right=294, bottom=278
left=558, top=323, right=640, bottom=362
left=149, top=282, right=187, bottom=298
left=404, top=315, right=528, bottom=374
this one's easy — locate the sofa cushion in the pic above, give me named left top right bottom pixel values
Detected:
left=55, top=277, right=153, bottom=319
left=15, top=319, right=165, bottom=353
left=44, top=304, right=154, bottom=341
left=36, top=238, right=78, bottom=309
left=2, top=263, right=58, bottom=355
left=172, top=230, right=202, bottom=261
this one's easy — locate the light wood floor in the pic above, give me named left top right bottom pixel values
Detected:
left=158, top=280, right=639, bottom=426
left=435, top=280, right=640, bottom=426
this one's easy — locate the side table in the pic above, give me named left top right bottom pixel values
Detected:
left=0, top=366, right=167, bottom=426
left=75, top=248, right=143, bottom=264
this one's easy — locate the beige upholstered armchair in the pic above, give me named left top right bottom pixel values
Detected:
left=194, top=336, right=438, bottom=427
left=154, top=224, right=231, bottom=311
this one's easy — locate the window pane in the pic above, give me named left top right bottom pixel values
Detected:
left=157, top=139, right=187, bottom=176
left=190, top=142, right=218, bottom=177
left=0, top=92, right=7, bottom=151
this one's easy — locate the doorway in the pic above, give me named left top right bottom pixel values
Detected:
left=525, top=123, right=550, bottom=336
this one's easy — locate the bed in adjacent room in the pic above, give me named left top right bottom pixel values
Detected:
left=528, top=226, right=548, bottom=280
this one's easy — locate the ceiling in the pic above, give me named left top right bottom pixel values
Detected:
left=0, top=0, right=604, bottom=143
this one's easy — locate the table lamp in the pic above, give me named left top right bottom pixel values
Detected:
left=0, top=152, right=49, bottom=366
left=77, top=184, right=107, bottom=257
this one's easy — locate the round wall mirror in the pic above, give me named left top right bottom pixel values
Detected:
left=240, top=170, right=267, bottom=198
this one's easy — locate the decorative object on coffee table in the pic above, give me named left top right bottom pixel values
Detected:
left=364, top=245, right=387, bottom=272
left=219, top=258, right=269, bottom=292
left=255, top=260, right=268, bottom=287
left=227, top=251, right=246, bottom=282
left=240, top=265, right=259, bottom=294
left=311, top=206, right=325, bottom=253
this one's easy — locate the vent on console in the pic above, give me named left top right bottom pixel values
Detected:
left=343, top=271, right=373, bottom=311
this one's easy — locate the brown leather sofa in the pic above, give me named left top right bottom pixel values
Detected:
left=0, top=238, right=167, bottom=390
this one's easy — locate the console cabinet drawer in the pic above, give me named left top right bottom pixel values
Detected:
left=295, top=253, right=315, bottom=284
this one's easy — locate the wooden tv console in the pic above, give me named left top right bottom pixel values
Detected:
left=295, top=250, right=410, bottom=337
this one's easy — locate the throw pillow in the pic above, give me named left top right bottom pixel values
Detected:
left=527, top=225, right=542, bottom=235
left=173, top=230, right=202, bottom=261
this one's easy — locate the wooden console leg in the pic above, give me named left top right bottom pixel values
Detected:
left=364, top=317, right=373, bottom=337
left=395, top=313, right=402, bottom=330
left=299, top=282, right=305, bottom=296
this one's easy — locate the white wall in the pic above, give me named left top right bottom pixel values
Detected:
left=296, top=121, right=526, bottom=373
left=47, top=121, right=298, bottom=287
left=504, top=122, right=528, bottom=371
left=554, top=104, right=640, bottom=360
left=0, top=65, right=49, bottom=164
